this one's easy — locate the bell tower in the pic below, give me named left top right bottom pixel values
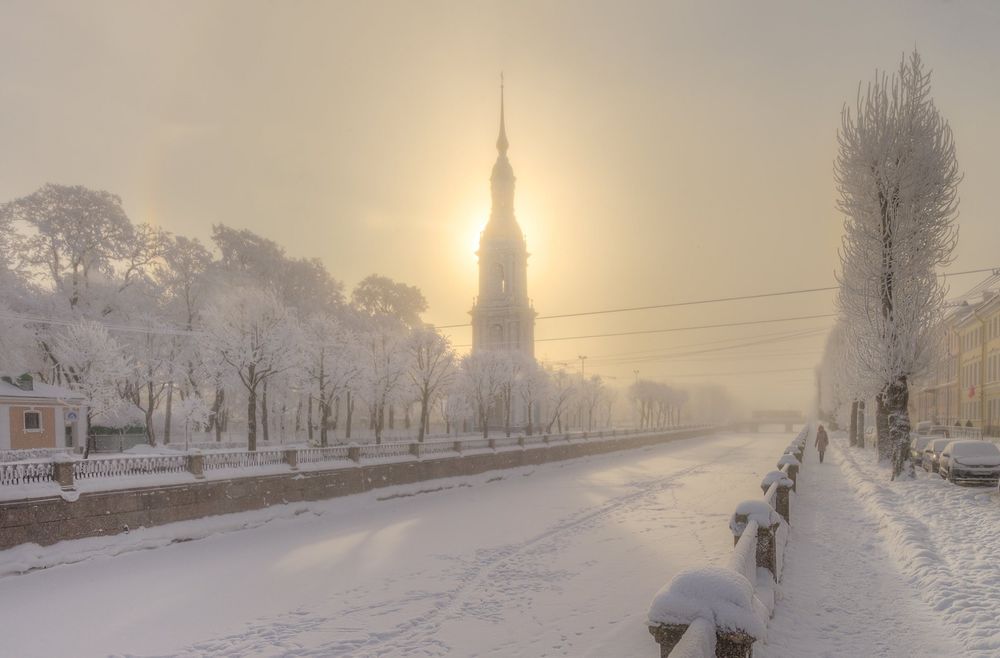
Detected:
left=470, top=76, right=536, bottom=358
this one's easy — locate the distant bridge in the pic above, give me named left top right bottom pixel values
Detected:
left=731, top=410, right=805, bottom=433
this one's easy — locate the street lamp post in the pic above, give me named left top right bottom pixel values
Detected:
left=578, top=355, right=588, bottom=378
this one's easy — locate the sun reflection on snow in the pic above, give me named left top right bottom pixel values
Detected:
left=274, top=518, right=421, bottom=574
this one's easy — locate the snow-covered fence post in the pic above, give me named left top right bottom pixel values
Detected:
left=453, top=440, right=464, bottom=454
left=284, top=448, right=299, bottom=471
left=730, top=500, right=784, bottom=580
left=647, top=567, right=763, bottom=658
left=409, top=442, right=423, bottom=458
left=517, top=436, right=526, bottom=447
left=52, top=455, right=75, bottom=490
left=777, top=454, right=800, bottom=491
left=347, top=444, right=361, bottom=463
left=760, top=471, right=794, bottom=523
left=187, top=453, right=205, bottom=479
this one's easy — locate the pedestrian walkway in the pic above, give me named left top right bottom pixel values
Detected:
left=759, top=437, right=959, bottom=658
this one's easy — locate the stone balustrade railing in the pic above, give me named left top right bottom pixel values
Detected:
left=647, top=424, right=811, bottom=657
left=1, top=426, right=709, bottom=494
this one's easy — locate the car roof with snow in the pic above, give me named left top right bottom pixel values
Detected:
left=944, top=440, right=1000, bottom=455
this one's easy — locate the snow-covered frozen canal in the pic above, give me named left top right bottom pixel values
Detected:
left=0, top=431, right=790, bottom=657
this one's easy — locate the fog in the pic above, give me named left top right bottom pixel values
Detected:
left=3, top=0, right=1000, bottom=413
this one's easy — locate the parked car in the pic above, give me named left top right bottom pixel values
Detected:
left=914, top=421, right=934, bottom=436
left=938, top=441, right=1000, bottom=485
left=922, top=438, right=952, bottom=473
left=910, top=435, right=935, bottom=463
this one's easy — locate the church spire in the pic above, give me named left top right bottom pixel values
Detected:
left=496, top=73, right=509, bottom=155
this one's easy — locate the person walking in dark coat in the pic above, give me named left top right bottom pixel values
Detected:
left=815, top=425, right=829, bottom=463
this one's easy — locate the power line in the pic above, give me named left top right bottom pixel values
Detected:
left=454, top=313, right=837, bottom=348
left=436, top=266, right=1000, bottom=329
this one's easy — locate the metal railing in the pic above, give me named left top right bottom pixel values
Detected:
left=0, top=426, right=713, bottom=492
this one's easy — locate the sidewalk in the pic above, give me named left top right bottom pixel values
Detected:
left=759, top=437, right=959, bottom=657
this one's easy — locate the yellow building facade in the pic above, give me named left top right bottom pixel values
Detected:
left=912, top=289, right=1000, bottom=434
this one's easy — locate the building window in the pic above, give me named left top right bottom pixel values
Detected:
left=23, top=411, right=41, bottom=432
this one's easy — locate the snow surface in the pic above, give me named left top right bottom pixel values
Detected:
left=0, top=431, right=790, bottom=658
left=760, top=436, right=962, bottom=657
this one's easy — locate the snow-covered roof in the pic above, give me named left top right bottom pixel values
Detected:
left=0, top=378, right=84, bottom=403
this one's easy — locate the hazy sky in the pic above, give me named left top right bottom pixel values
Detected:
left=2, top=0, right=999, bottom=412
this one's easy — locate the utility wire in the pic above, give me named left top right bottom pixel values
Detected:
left=435, top=266, right=1000, bottom=329
left=453, top=313, right=836, bottom=348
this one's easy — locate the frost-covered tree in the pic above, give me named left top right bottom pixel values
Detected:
left=200, top=287, right=301, bottom=450
left=835, top=51, right=960, bottom=478
left=302, top=315, right=359, bottom=446
left=352, top=274, right=427, bottom=328
left=542, top=366, right=576, bottom=434
left=517, top=357, right=546, bottom=436
left=460, top=350, right=506, bottom=438
left=356, top=318, right=408, bottom=444
left=118, top=316, right=172, bottom=445
left=53, top=321, right=131, bottom=452
left=406, top=326, right=455, bottom=442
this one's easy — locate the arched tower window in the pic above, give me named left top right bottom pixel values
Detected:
left=495, top=263, right=506, bottom=295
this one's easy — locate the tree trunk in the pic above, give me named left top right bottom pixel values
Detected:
left=213, top=388, right=224, bottom=442
left=504, top=391, right=512, bottom=438
left=418, top=394, right=428, bottom=443
left=261, top=379, right=270, bottom=445
left=876, top=391, right=891, bottom=462
left=374, top=402, right=384, bottom=444
left=164, top=381, right=174, bottom=444
left=145, top=381, right=156, bottom=446
left=247, top=390, right=258, bottom=451
left=887, top=376, right=914, bottom=479
left=526, top=401, right=533, bottom=436
left=307, top=395, right=314, bottom=444
left=404, top=404, right=411, bottom=430
left=295, top=396, right=302, bottom=435
left=345, top=390, right=353, bottom=440
left=320, top=396, right=330, bottom=447
left=857, top=400, right=866, bottom=447
left=848, top=400, right=859, bottom=447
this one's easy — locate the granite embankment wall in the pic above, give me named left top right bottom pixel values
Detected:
left=0, top=427, right=712, bottom=549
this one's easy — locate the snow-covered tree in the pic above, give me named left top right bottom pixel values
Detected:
left=542, top=366, right=576, bottom=434
left=302, top=315, right=359, bottom=446
left=200, top=287, right=301, bottom=450
left=53, top=321, right=131, bottom=450
left=355, top=318, right=408, bottom=443
left=517, top=357, right=546, bottom=436
left=835, top=50, right=960, bottom=478
left=406, top=326, right=455, bottom=442
left=352, top=274, right=427, bottom=328
left=460, top=350, right=507, bottom=438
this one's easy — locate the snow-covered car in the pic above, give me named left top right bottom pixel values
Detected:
left=921, top=438, right=951, bottom=473
left=938, top=441, right=1000, bottom=485
left=909, top=435, right=935, bottom=463
left=914, top=420, right=934, bottom=436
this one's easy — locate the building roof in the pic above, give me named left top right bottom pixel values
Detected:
left=0, top=377, right=84, bottom=403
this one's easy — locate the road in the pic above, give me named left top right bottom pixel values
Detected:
left=0, top=431, right=790, bottom=658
